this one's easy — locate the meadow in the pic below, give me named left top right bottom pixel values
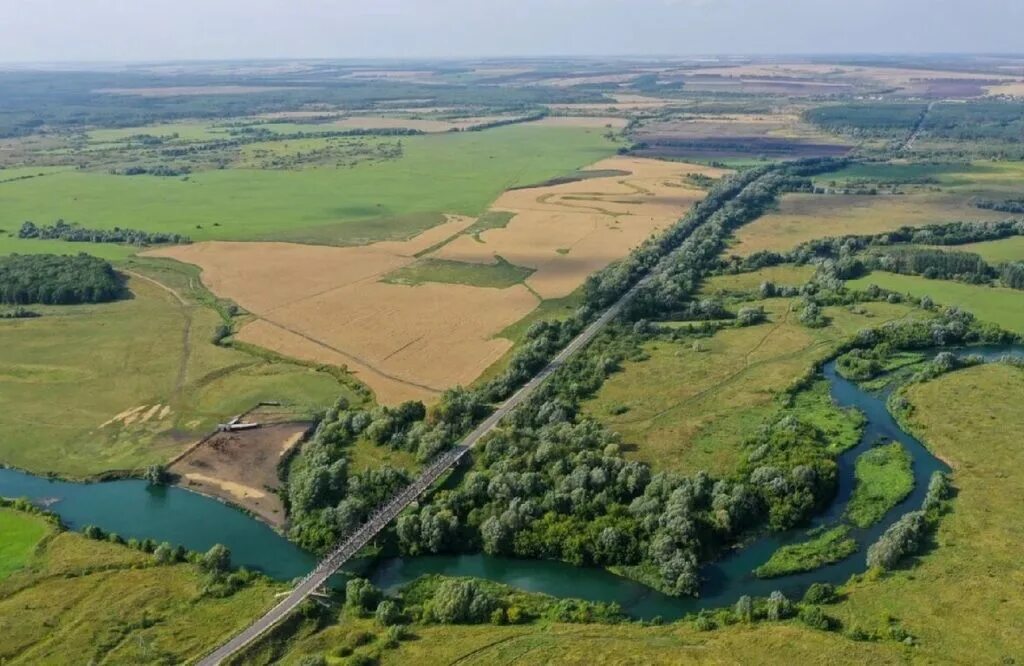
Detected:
left=0, top=272, right=351, bottom=477
left=848, top=271, right=1024, bottom=335
left=844, top=443, right=914, bottom=528
left=0, top=508, right=49, bottom=580
left=0, top=524, right=282, bottom=664
left=582, top=296, right=921, bottom=476
left=922, top=235, right=1024, bottom=264
left=0, top=125, right=617, bottom=254
left=727, top=192, right=1004, bottom=256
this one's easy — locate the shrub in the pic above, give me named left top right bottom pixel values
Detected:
left=799, top=605, right=835, bottom=631
left=802, top=582, right=837, bottom=605
left=346, top=578, right=383, bottom=615
left=375, top=599, right=402, bottom=626
left=427, top=579, right=499, bottom=624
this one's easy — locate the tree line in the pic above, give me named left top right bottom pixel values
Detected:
left=19, top=220, right=191, bottom=246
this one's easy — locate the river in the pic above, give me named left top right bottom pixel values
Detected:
left=1, top=345, right=1019, bottom=619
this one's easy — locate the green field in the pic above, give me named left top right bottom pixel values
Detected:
left=0, top=125, right=616, bottom=254
left=815, top=160, right=1024, bottom=197
left=845, top=443, right=914, bottom=528
left=848, top=271, right=1024, bottom=334
left=923, top=235, right=1024, bottom=264
left=0, top=525, right=281, bottom=664
left=383, top=256, right=535, bottom=289
left=754, top=526, right=858, bottom=578
left=0, top=271, right=354, bottom=477
left=701, top=264, right=815, bottom=295
left=0, top=509, right=50, bottom=580
left=582, top=298, right=921, bottom=475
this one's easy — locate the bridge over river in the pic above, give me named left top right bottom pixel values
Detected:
left=198, top=274, right=648, bottom=665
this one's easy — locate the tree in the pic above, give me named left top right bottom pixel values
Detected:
left=428, top=579, right=498, bottom=624
left=766, top=590, right=792, bottom=621
left=734, top=595, right=753, bottom=622
left=201, top=544, right=231, bottom=573
left=375, top=599, right=402, bottom=626
left=153, top=541, right=176, bottom=564
left=345, top=577, right=382, bottom=614
left=145, top=464, right=169, bottom=486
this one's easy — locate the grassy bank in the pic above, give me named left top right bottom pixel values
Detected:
left=754, top=526, right=858, bottom=578
left=845, top=443, right=914, bottom=528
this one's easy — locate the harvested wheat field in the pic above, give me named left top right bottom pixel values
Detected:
left=429, top=157, right=729, bottom=298
left=148, top=221, right=538, bottom=405
left=170, top=421, right=311, bottom=527
left=727, top=192, right=1007, bottom=256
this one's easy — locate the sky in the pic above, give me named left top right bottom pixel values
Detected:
left=1, top=0, right=1021, bottom=62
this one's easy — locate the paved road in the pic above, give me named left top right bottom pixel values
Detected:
left=197, top=272, right=650, bottom=665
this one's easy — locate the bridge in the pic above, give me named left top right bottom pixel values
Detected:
left=199, top=278, right=646, bottom=665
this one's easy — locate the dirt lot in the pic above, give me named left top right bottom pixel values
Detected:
left=429, top=157, right=729, bottom=298
left=170, top=421, right=311, bottom=528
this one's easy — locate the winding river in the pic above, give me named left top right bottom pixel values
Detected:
left=1, top=345, right=1020, bottom=620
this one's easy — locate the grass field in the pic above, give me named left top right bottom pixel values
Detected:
left=0, top=509, right=49, bottom=581
left=848, top=271, right=1024, bottom=335
left=0, top=125, right=616, bottom=254
left=0, top=272, right=354, bottom=477
left=0, top=525, right=282, bottom=664
left=383, top=256, right=535, bottom=289
left=700, top=265, right=815, bottom=295
left=816, top=160, right=1024, bottom=197
left=727, top=192, right=1005, bottom=256
left=844, top=443, right=914, bottom=528
left=754, top=526, right=858, bottom=578
left=582, top=298, right=921, bottom=476
left=922, top=235, right=1024, bottom=264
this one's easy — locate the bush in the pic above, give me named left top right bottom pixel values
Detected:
left=427, top=579, right=499, bottom=624
left=866, top=510, right=927, bottom=570
left=375, top=599, right=402, bottom=626
left=200, top=544, right=231, bottom=573
left=799, top=605, right=835, bottom=631
left=346, top=578, right=383, bottom=615
left=802, top=582, right=837, bottom=605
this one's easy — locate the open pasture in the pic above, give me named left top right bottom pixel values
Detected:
left=583, top=298, right=921, bottom=476
left=430, top=156, right=727, bottom=299
left=0, top=275, right=347, bottom=478
left=922, top=235, right=1024, bottom=264
left=0, top=125, right=616, bottom=254
left=0, top=527, right=281, bottom=664
left=848, top=271, right=1024, bottom=334
left=727, top=192, right=1005, bottom=256
left=0, top=509, right=49, bottom=581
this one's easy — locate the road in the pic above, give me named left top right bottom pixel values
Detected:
left=901, top=101, right=937, bottom=152
left=197, top=272, right=648, bottom=665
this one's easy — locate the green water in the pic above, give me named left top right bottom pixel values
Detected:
left=1, top=345, right=1020, bottom=618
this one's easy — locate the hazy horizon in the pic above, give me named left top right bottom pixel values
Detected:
left=2, top=0, right=1022, bottom=63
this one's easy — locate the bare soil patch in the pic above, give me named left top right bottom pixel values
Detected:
left=169, top=421, right=311, bottom=528
left=429, top=157, right=729, bottom=299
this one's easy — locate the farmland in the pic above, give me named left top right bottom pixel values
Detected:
left=2, top=52, right=1024, bottom=665
left=150, top=156, right=717, bottom=404
left=0, top=124, right=617, bottom=252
